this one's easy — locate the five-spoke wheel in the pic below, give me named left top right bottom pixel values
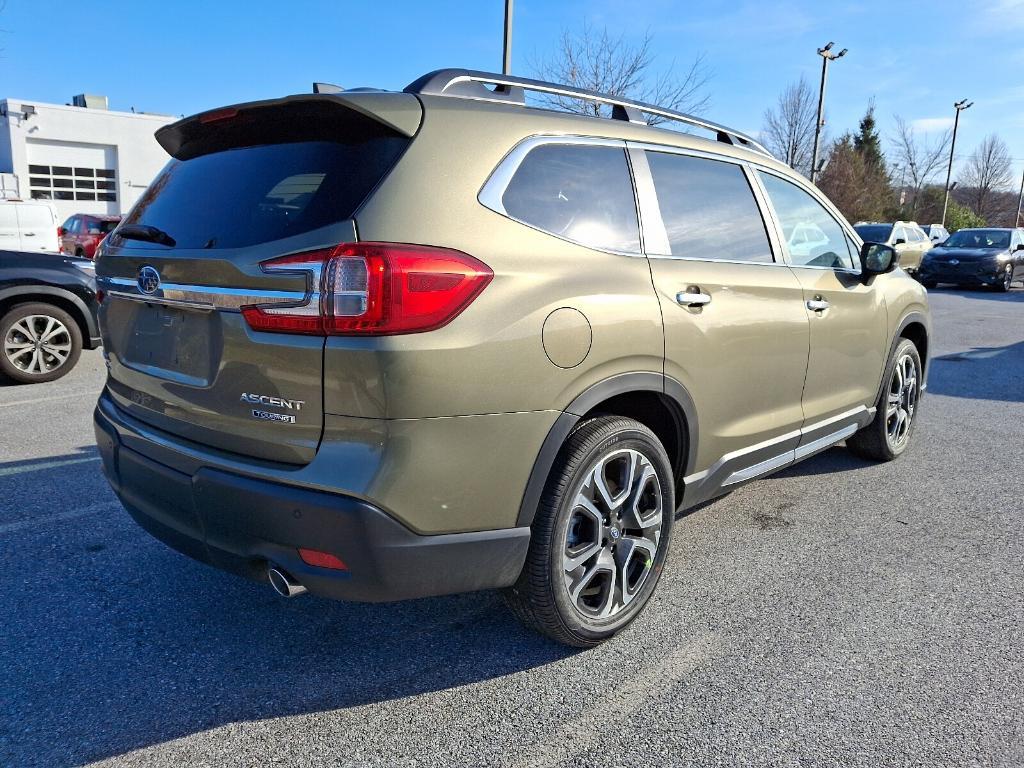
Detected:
left=505, top=416, right=674, bottom=647
left=563, top=449, right=663, bottom=620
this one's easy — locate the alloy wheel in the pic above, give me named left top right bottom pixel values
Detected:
left=885, top=353, right=918, bottom=449
left=562, top=448, right=663, bottom=620
left=3, top=314, right=73, bottom=376
left=1003, top=267, right=1013, bottom=291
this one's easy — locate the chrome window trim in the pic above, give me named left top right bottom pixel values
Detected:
left=477, top=135, right=644, bottom=257
left=626, top=141, right=782, bottom=265
left=626, top=146, right=670, bottom=256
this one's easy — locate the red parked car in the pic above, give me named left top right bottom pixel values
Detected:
left=59, top=214, right=121, bottom=258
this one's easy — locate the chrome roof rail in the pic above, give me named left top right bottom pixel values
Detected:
left=405, top=68, right=772, bottom=157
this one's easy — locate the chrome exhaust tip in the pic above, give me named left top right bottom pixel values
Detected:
left=268, top=566, right=307, bottom=598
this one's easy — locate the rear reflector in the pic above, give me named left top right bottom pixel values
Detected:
left=241, top=242, right=492, bottom=336
left=298, top=548, right=348, bottom=571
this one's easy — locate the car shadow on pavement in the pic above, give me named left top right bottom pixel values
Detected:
left=927, top=285, right=1024, bottom=303
left=772, top=445, right=874, bottom=478
left=0, top=454, right=577, bottom=766
left=926, top=339, right=1024, bottom=403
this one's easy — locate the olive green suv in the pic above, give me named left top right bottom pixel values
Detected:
left=93, top=69, right=930, bottom=647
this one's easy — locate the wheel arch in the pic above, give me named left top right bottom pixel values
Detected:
left=515, top=372, right=698, bottom=527
left=0, top=287, right=99, bottom=349
left=874, top=311, right=930, bottom=404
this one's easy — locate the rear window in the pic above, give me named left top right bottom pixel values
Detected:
left=854, top=224, right=893, bottom=243
left=119, top=104, right=409, bottom=249
left=500, top=143, right=640, bottom=253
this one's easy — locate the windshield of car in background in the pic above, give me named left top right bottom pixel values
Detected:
left=943, top=229, right=1010, bottom=249
left=854, top=224, right=892, bottom=242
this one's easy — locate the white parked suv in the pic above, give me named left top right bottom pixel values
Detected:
left=0, top=199, right=60, bottom=252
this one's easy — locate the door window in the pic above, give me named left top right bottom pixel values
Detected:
left=758, top=172, right=855, bottom=270
left=645, top=151, right=774, bottom=263
left=499, top=143, right=641, bottom=253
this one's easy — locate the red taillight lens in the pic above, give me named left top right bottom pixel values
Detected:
left=297, top=548, right=347, bottom=571
left=241, top=242, right=492, bottom=336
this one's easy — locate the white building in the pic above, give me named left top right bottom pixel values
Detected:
left=0, top=95, right=177, bottom=223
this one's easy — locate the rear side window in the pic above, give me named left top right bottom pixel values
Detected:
left=119, top=104, right=409, bottom=250
left=500, top=144, right=640, bottom=253
left=646, top=152, right=774, bottom=263
left=758, top=172, right=855, bottom=270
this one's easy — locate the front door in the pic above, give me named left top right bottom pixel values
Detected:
left=636, top=148, right=810, bottom=491
left=756, top=170, right=888, bottom=442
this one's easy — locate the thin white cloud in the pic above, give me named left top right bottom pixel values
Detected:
left=911, top=117, right=954, bottom=133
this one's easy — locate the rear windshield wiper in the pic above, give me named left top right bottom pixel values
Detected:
left=116, top=224, right=177, bottom=248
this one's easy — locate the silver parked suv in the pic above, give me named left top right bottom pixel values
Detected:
left=94, top=70, right=930, bottom=646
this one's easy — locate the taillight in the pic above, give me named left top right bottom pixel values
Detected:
left=241, top=242, right=492, bottom=336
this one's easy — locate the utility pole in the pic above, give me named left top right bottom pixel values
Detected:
left=502, top=0, right=514, bottom=75
left=810, top=42, right=847, bottom=185
left=941, top=99, right=972, bottom=227
left=1016, top=167, right=1024, bottom=227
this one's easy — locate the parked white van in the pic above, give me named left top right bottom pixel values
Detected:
left=0, top=199, right=60, bottom=253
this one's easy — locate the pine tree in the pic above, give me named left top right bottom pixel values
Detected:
left=854, top=104, right=884, bottom=168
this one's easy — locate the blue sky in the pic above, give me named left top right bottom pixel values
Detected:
left=3, top=0, right=1023, bottom=188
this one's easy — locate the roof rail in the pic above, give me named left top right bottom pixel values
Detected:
left=405, top=68, right=772, bottom=157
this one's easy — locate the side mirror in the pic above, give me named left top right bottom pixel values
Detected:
left=894, top=238, right=906, bottom=245
left=860, top=242, right=897, bottom=277
left=1015, top=243, right=1024, bottom=252
left=58, top=227, right=67, bottom=236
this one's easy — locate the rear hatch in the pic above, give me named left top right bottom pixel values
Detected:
left=96, top=94, right=419, bottom=464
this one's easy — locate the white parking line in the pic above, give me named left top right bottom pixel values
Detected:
left=0, top=500, right=120, bottom=535
left=0, top=456, right=101, bottom=477
left=0, top=391, right=100, bottom=409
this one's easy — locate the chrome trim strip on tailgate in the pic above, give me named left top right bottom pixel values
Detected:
left=99, top=276, right=306, bottom=312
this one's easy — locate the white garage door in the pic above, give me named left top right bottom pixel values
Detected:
left=26, top=139, right=119, bottom=220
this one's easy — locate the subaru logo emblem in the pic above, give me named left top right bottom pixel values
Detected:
left=137, top=265, right=161, bottom=294
left=948, top=259, right=959, bottom=266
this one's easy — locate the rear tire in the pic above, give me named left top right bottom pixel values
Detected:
left=847, top=338, right=922, bottom=462
left=505, top=416, right=675, bottom=647
left=0, top=303, right=82, bottom=384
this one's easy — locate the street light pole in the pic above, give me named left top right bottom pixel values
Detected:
left=810, top=42, right=847, bottom=185
left=502, top=0, right=514, bottom=75
left=1016, top=167, right=1024, bottom=227
left=941, top=99, right=972, bottom=227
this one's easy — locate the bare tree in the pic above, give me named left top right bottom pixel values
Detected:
left=532, top=24, right=710, bottom=125
left=890, top=116, right=952, bottom=217
left=962, top=134, right=1013, bottom=222
left=761, top=76, right=818, bottom=178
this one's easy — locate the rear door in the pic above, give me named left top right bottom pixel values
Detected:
left=97, top=96, right=417, bottom=464
left=755, top=170, right=887, bottom=437
left=634, top=147, right=810, bottom=481
left=0, top=204, right=18, bottom=249
left=16, top=203, right=58, bottom=252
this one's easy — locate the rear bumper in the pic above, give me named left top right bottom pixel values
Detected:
left=94, top=395, right=531, bottom=602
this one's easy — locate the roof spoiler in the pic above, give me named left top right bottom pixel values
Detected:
left=155, top=91, right=422, bottom=157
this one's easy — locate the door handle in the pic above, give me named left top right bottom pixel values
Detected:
left=24, top=232, right=36, bottom=237
left=806, top=297, right=830, bottom=312
left=676, top=289, right=711, bottom=307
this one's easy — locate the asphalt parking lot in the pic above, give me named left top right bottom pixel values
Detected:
left=1, top=288, right=1022, bottom=767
